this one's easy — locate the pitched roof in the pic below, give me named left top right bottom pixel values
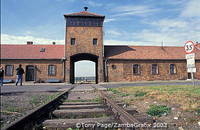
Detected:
left=64, top=11, right=104, bottom=17
left=1, top=44, right=64, bottom=59
left=104, top=45, right=200, bottom=60
left=1, top=44, right=200, bottom=60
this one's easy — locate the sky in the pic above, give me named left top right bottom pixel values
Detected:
left=1, top=0, right=200, bottom=77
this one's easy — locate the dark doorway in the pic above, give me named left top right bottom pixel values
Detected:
left=26, top=65, right=35, bottom=81
left=187, top=73, right=192, bottom=79
left=70, top=53, right=98, bottom=84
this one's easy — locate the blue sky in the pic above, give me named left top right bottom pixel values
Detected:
left=1, top=0, right=200, bottom=77
left=2, top=0, right=200, bottom=46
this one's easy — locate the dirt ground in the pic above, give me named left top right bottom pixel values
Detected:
left=109, top=85, right=200, bottom=130
left=0, top=91, right=60, bottom=128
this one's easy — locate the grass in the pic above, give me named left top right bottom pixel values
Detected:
left=107, top=88, right=130, bottom=97
left=113, top=85, right=200, bottom=111
left=147, top=105, right=171, bottom=117
left=134, top=91, right=147, bottom=97
left=195, top=108, right=200, bottom=115
left=30, top=93, right=61, bottom=106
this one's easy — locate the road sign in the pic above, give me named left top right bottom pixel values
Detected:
left=187, top=68, right=196, bottom=73
left=186, top=53, right=195, bottom=68
left=184, top=41, right=195, bottom=54
left=187, top=59, right=195, bottom=68
left=185, top=53, right=195, bottom=59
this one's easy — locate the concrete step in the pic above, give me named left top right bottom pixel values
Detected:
left=53, top=108, right=107, bottom=118
left=62, top=102, right=100, bottom=105
left=58, top=104, right=106, bottom=109
left=43, top=117, right=114, bottom=129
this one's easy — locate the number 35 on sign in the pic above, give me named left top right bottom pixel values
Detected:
left=184, top=41, right=195, bottom=54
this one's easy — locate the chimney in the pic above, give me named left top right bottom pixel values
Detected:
left=84, top=7, right=88, bottom=11
left=27, top=41, right=33, bottom=45
left=52, top=42, right=56, bottom=45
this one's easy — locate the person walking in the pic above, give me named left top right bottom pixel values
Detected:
left=16, top=64, right=24, bottom=86
left=0, top=66, right=4, bottom=86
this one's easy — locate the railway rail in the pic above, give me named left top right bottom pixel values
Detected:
left=3, top=84, right=154, bottom=130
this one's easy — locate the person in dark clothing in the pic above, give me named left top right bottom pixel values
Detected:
left=16, top=64, right=25, bottom=86
left=0, top=66, right=4, bottom=86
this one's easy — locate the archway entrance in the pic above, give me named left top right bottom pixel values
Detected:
left=70, top=53, right=98, bottom=84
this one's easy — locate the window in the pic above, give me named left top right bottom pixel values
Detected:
left=111, top=65, right=116, bottom=69
left=133, top=64, right=140, bottom=75
left=151, top=64, right=158, bottom=75
left=48, top=65, right=56, bottom=76
left=93, top=38, right=98, bottom=45
left=170, top=64, right=176, bottom=74
left=40, top=48, right=45, bottom=52
left=71, top=38, right=76, bottom=45
left=5, top=65, right=13, bottom=76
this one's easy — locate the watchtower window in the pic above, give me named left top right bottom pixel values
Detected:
left=40, top=48, right=45, bottom=52
left=93, top=38, right=98, bottom=45
left=71, top=38, right=76, bottom=45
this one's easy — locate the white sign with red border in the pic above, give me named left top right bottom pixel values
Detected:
left=184, top=41, right=195, bottom=54
left=185, top=41, right=196, bottom=73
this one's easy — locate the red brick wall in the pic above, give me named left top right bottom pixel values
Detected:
left=1, top=60, right=64, bottom=82
left=107, top=60, right=200, bottom=82
left=65, top=26, right=104, bottom=83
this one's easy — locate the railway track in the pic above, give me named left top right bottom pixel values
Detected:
left=3, top=84, right=154, bottom=130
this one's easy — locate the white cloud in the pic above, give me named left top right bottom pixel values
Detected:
left=149, top=19, right=188, bottom=29
left=181, top=0, right=200, bottom=17
left=111, top=5, right=159, bottom=17
left=104, top=18, right=116, bottom=23
left=106, top=30, right=122, bottom=36
left=1, top=34, right=64, bottom=44
left=132, top=18, right=200, bottom=46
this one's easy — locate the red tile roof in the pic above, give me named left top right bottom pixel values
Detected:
left=1, top=44, right=65, bottom=59
left=1, top=44, right=200, bottom=60
left=64, top=11, right=104, bottom=17
left=104, top=45, right=200, bottom=60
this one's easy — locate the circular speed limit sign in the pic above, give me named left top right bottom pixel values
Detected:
left=184, top=41, right=195, bottom=54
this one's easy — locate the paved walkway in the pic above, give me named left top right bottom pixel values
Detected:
left=0, top=85, right=72, bottom=94
left=1, top=80, right=199, bottom=94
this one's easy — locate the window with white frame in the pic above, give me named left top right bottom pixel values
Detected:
left=151, top=64, right=158, bottom=75
left=170, top=64, right=176, bottom=74
left=48, top=65, right=56, bottom=76
left=133, top=64, right=140, bottom=75
left=5, top=65, right=14, bottom=76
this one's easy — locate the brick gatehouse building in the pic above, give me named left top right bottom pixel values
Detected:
left=1, top=9, right=200, bottom=83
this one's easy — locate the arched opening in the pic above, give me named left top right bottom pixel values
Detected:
left=75, top=60, right=96, bottom=83
left=70, top=53, right=98, bottom=84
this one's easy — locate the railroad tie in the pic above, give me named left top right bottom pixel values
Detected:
left=43, top=117, right=115, bottom=129
left=62, top=101, right=100, bottom=105
left=58, top=104, right=106, bottom=109
left=53, top=108, right=106, bottom=118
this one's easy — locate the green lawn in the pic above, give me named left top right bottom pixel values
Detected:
left=110, top=85, right=200, bottom=111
